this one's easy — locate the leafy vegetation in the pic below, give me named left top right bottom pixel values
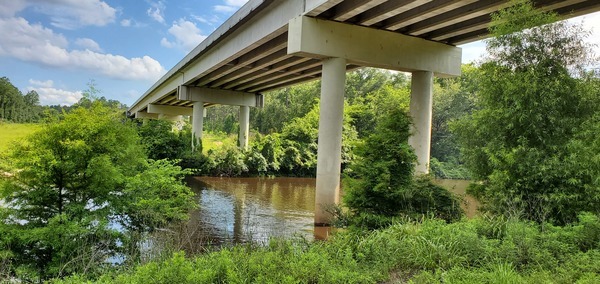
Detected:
left=0, top=103, right=195, bottom=281
left=454, top=0, right=600, bottom=224
left=52, top=214, right=600, bottom=283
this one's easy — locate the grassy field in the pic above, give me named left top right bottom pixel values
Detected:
left=202, top=131, right=240, bottom=152
left=0, top=123, right=41, bottom=154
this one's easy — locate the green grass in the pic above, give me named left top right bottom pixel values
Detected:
left=201, top=131, right=239, bottom=153
left=0, top=123, right=41, bottom=154
left=52, top=214, right=600, bottom=284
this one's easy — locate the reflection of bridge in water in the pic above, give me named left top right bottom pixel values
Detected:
left=129, top=0, right=600, bottom=225
left=182, top=177, right=317, bottom=247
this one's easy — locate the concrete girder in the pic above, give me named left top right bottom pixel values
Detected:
left=287, top=16, right=462, bottom=77
left=177, top=86, right=263, bottom=108
left=134, top=111, right=159, bottom=119
left=147, top=104, right=193, bottom=116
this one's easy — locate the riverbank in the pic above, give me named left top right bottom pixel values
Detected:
left=53, top=214, right=600, bottom=283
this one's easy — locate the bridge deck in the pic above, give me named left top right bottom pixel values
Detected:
left=129, top=0, right=600, bottom=115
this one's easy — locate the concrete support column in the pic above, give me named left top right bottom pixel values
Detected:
left=239, top=105, right=250, bottom=149
left=314, top=57, right=346, bottom=226
left=192, top=102, right=204, bottom=151
left=408, top=71, right=434, bottom=175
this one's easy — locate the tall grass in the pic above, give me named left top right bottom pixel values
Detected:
left=52, top=214, right=600, bottom=283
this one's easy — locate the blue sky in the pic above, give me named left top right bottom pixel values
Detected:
left=0, top=1, right=598, bottom=106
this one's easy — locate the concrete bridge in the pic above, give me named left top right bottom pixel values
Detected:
left=128, top=0, right=600, bottom=225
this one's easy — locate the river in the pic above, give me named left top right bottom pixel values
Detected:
left=161, top=177, right=478, bottom=251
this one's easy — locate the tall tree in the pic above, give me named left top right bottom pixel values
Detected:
left=454, top=0, right=600, bottom=224
left=0, top=102, right=195, bottom=280
left=0, top=77, right=24, bottom=122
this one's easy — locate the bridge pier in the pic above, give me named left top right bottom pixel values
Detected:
left=408, top=71, right=434, bottom=175
left=314, top=57, right=346, bottom=226
left=192, top=102, right=205, bottom=151
left=239, top=106, right=250, bottom=149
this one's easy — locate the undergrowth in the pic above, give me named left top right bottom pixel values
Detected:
left=51, top=213, right=600, bottom=284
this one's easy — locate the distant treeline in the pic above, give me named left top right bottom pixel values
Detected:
left=0, top=77, right=126, bottom=123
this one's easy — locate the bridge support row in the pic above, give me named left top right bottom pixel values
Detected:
left=136, top=86, right=263, bottom=151
left=287, top=16, right=461, bottom=225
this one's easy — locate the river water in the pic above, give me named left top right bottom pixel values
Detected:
left=173, top=177, right=477, bottom=249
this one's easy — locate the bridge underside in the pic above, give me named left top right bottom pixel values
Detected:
left=129, top=0, right=600, bottom=226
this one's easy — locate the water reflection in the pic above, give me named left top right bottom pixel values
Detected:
left=185, top=177, right=317, bottom=246
left=169, top=177, right=477, bottom=253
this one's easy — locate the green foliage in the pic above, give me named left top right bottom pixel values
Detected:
left=343, top=107, right=415, bottom=216
left=0, top=103, right=195, bottom=281
left=0, top=77, right=42, bottom=123
left=54, top=214, right=600, bottom=283
left=454, top=2, right=600, bottom=224
left=430, top=64, right=479, bottom=179
left=137, top=119, right=188, bottom=160
left=343, top=105, right=462, bottom=229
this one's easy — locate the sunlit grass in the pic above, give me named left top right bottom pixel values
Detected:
left=201, top=131, right=238, bottom=152
left=0, top=123, right=41, bottom=154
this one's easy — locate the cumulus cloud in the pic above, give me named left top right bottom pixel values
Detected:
left=75, top=38, right=102, bottom=52
left=161, top=19, right=207, bottom=52
left=214, top=0, right=248, bottom=13
left=27, top=80, right=82, bottom=106
left=0, top=17, right=166, bottom=81
left=28, top=79, right=54, bottom=88
left=0, top=0, right=27, bottom=17
left=121, top=19, right=131, bottom=27
left=147, top=1, right=166, bottom=24
left=2, top=0, right=116, bottom=29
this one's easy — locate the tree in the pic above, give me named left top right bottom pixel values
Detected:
left=343, top=107, right=462, bottom=229
left=0, top=77, right=25, bottom=122
left=454, top=0, right=600, bottom=224
left=0, top=102, right=195, bottom=280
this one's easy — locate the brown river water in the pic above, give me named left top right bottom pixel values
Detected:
left=164, top=177, right=479, bottom=250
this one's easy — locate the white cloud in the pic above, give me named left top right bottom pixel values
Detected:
left=192, top=15, right=221, bottom=26
left=120, top=19, right=131, bottom=27
left=147, top=1, right=166, bottom=24
left=214, top=0, right=248, bottom=13
left=161, top=19, right=207, bottom=52
left=16, top=0, right=116, bottom=30
left=0, top=0, right=27, bottom=17
left=28, top=79, right=54, bottom=88
left=214, top=5, right=237, bottom=13
left=75, top=38, right=102, bottom=52
left=224, top=0, right=248, bottom=7
left=0, top=17, right=166, bottom=81
left=27, top=81, right=82, bottom=106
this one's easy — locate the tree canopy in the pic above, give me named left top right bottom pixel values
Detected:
left=454, top=0, right=600, bottom=224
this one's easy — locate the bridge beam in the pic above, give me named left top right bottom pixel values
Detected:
left=177, top=86, right=262, bottom=107
left=178, top=86, right=262, bottom=150
left=147, top=104, right=193, bottom=116
left=134, top=111, right=159, bottom=119
left=288, top=16, right=462, bottom=77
